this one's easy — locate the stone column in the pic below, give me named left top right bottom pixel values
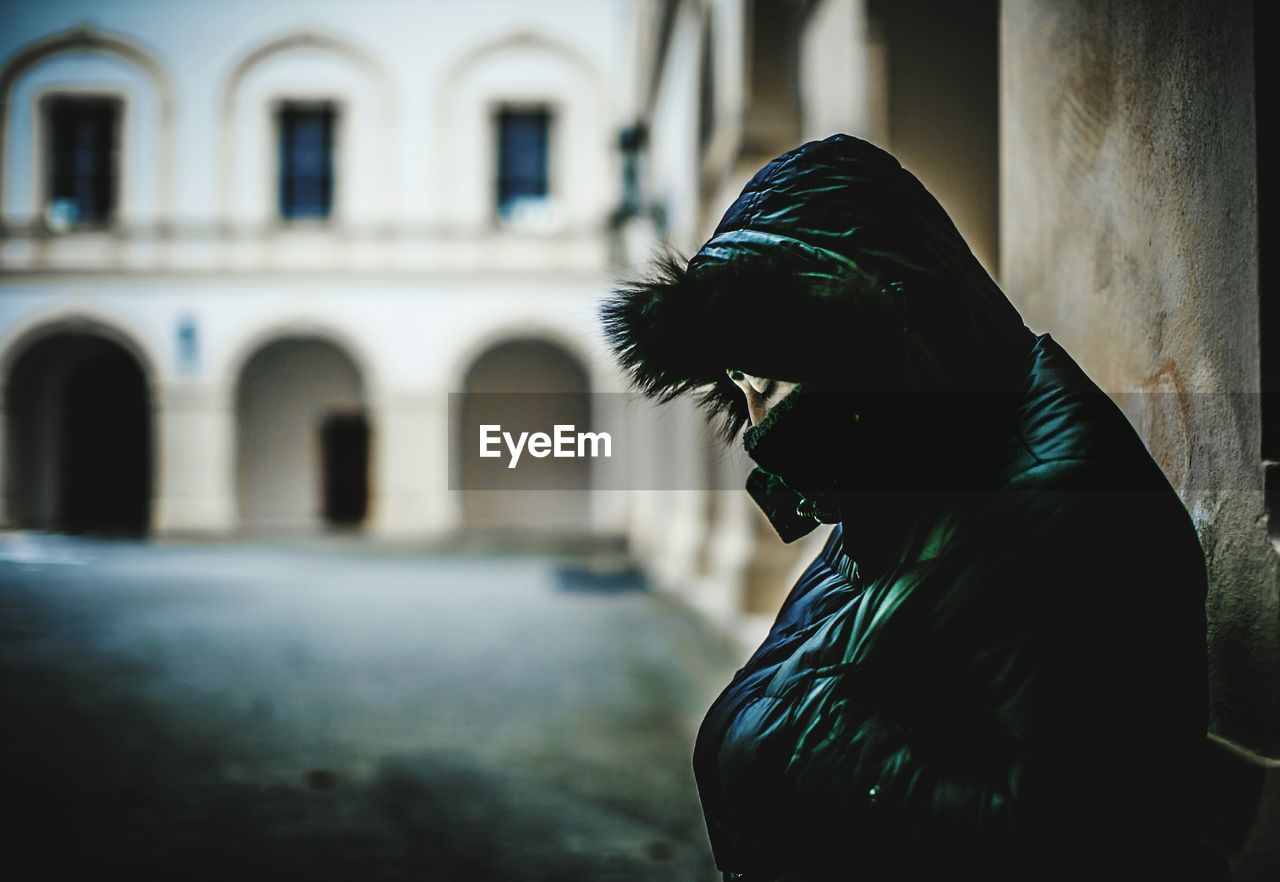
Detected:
left=151, top=384, right=236, bottom=535
left=366, top=391, right=456, bottom=539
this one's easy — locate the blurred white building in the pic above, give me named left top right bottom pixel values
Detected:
left=0, top=0, right=1001, bottom=641
left=0, top=0, right=645, bottom=541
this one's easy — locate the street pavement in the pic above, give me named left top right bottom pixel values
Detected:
left=0, top=534, right=743, bottom=882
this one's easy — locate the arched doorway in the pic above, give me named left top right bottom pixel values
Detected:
left=458, top=337, right=591, bottom=534
left=235, top=337, right=368, bottom=532
left=4, top=332, right=152, bottom=534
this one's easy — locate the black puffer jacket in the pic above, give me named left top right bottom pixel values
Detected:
left=602, top=135, right=1219, bottom=880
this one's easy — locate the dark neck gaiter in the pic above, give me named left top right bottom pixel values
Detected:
left=742, top=386, right=855, bottom=543
left=741, top=386, right=1008, bottom=555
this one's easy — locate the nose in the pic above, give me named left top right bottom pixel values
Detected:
left=728, top=371, right=797, bottom=427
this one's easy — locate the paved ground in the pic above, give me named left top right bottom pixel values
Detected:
left=0, top=534, right=743, bottom=881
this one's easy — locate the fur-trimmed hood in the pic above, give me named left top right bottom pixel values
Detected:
left=600, top=134, right=1037, bottom=441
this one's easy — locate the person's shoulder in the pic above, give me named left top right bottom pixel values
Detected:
left=999, top=333, right=1171, bottom=493
left=995, top=454, right=1184, bottom=544
left=990, top=447, right=1206, bottom=606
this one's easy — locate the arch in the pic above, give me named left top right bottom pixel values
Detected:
left=446, top=320, right=597, bottom=398
left=0, top=25, right=174, bottom=218
left=217, top=27, right=397, bottom=224
left=224, top=318, right=379, bottom=398
left=454, top=334, right=593, bottom=534
left=218, top=27, right=394, bottom=118
left=459, top=334, right=591, bottom=393
left=3, top=320, right=155, bottom=534
left=0, top=310, right=158, bottom=393
left=234, top=334, right=369, bottom=532
left=436, top=30, right=610, bottom=230
left=438, top=30, right=606, bottom=100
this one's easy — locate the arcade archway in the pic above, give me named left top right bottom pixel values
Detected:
left=235, top=337, right=368, bottom=532
left=4, top=332, right=152, bottom=534
left=457, top=337, right=591, bottom=534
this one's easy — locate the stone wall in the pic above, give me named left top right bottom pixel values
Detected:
left=1001, top=0, right=1277, bottom=755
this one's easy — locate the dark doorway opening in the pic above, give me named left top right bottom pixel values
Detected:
left=321, top=413, right=369, bottom=527
left=6, top=332, right=151, bottom=535
left=62, top=346, right=150, bottom=533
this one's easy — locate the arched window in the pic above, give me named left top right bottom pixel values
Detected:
left=0, top=27, right=172, bottom=230
left=439, top=32, right=607, bottom=233
left=219, top=31, right=394, bottom=228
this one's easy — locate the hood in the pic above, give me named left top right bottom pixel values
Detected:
left=602, top=133, right=1036, bottom=438
left=600, top=134, right=1039, bottom=541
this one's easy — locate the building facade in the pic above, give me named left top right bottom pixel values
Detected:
left=0, top=0, right=641, bottom=540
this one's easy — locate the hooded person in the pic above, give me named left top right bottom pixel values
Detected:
left=600, top=134, right=1225, bottom=880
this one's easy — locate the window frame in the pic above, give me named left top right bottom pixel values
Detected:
left=271, top=96, right=343, bottom=227
left=35, top=88, right=129, bottom=233
left=489, top=100, right=559, bottom=230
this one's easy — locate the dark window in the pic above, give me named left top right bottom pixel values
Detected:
left=496, top=108, right=550, bottom=219
left=278, top=104, right=335, bottom=220
left=45, top=96, right=121, bottom=228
